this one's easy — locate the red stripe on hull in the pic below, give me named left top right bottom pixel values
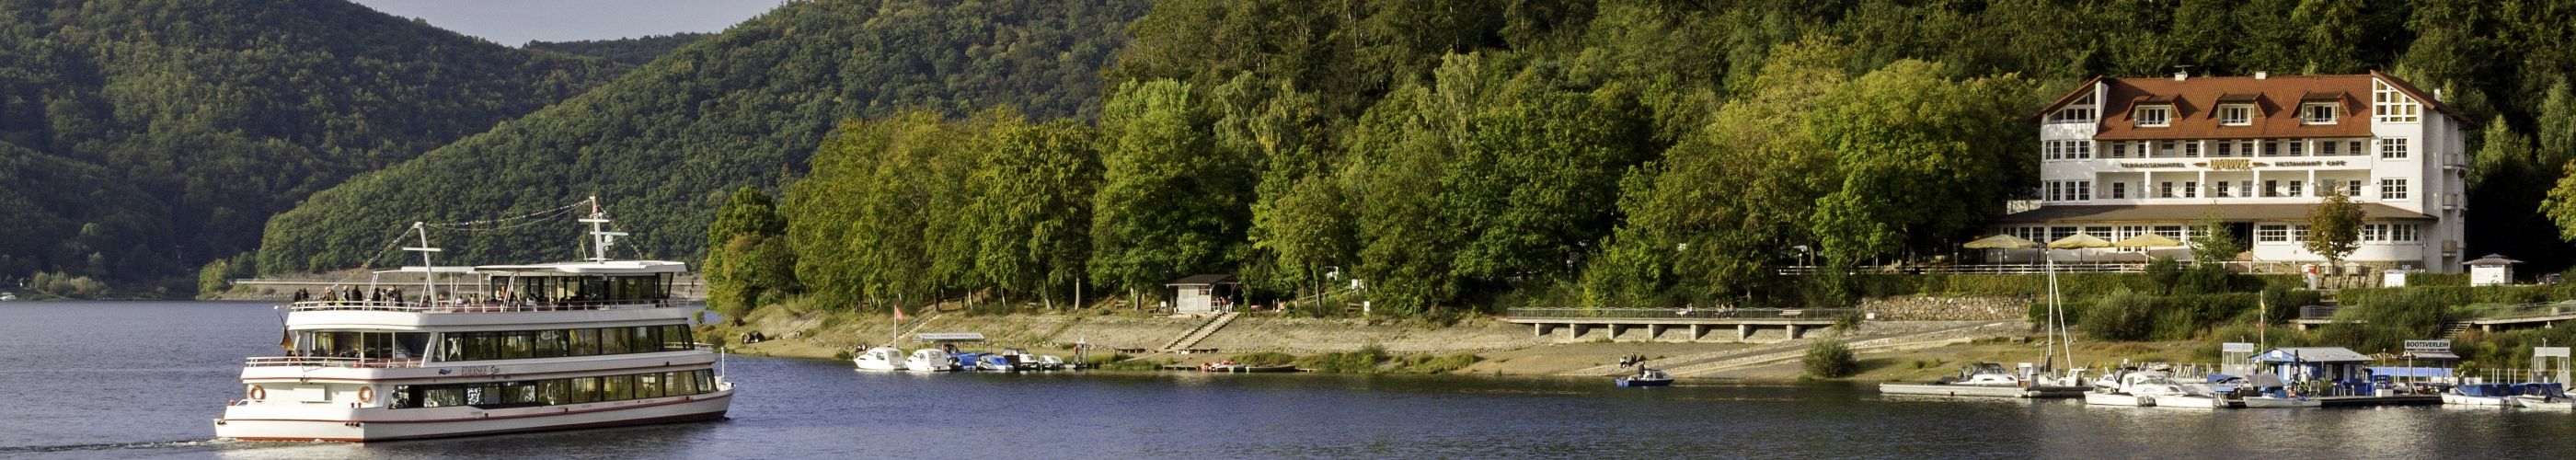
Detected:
left=223, top=393, right=730, bottom=423
left=223, top=408, right=729, bottom=443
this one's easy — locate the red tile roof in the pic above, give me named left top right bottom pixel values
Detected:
left=2039, top=71, right=2467, bottom=141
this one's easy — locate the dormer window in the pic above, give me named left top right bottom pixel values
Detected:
left=2134, top=105, right=2171, bottom=127
left=2052, top=93, right=2097, bottom=123
left=2218, top=104, right=2253, bottom=126
left=2301, top=103, right=2338, bottom=124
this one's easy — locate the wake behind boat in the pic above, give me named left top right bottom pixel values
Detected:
left=213, top=198, right=735, bottom=443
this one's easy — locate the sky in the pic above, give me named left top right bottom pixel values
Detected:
left=351, top=0, right=787, bottom=46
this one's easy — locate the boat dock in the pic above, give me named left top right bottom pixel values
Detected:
left=1878, top=384, right=2089, bottom=398
left=1504, top=307, right=1857, bottom=341
left=2307, top=395, right=2443, bottom=408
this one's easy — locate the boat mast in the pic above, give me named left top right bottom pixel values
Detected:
left=403, top=222, right=442, bottom=305
left=579, top=196, right=625, bottom=262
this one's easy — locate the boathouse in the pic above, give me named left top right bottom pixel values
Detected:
left=2257, top=347, right=2375, bottom=395
left=1165, top=274, right=1240, bottom=315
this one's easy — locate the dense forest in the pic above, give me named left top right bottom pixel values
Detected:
left=255, top=0, right=1148, bottom=278
left=244, top=0, right=2576, bottom=315
left=0, top=0, right=627, bottom=296
left=710, top=0, right=2576, bottom=316
left=525, top=33, right=710, bottom=66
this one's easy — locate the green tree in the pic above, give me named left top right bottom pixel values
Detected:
left=704, top=187, right=795, bottom=317
left=972, top=120, right=1102, bottom=306
left=2190, top=213, right=2243, bottom=265
left=2304, top=187, right=2364, bottom=267
left=1806, top=60, right=2037, bottom=266
left=1089, top=80, right=1251, bottom=297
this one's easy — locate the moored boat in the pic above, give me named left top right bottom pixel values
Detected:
left=906, top=349, right=956, bottom=372
left=2512, top=383, right=2573, bottom=410
left=2085, top=370, right=2192, bottom=408
left=213, top=200, right=734, bottom=442
left=1616, top=369, right=1673, bottom=387
left=2444, top=384, right=2517, bottom=407
left=853, top=346, right=905, bottom=371
left=1876, top=362, right=2088, bottom=398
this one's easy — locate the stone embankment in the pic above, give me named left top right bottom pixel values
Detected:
left=1857, top=296, right=2026, bottom=321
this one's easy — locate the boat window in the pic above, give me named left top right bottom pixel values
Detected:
left=535, top=330, right=564, bottom=357
left=390, top=385, right=416, bottom=408
left=422, top=387, right=463, bottom=408
left=661, top=325, right=693, bottom=350
left=637, top=373, right=663, bottom=399
left=501, top=333, right=533, bottom=360
left=631, top=327, right=657, bottom=353
left=603, top=374, right=634, bottom=401
left=601, top=328, right=631, bottom=354
left=572, top=328, right=600, bottom=356
left=671, top=371, right=696, bottom=396
left=538, top=379, right=568, bottom=406
left=571, top=377, right=600, bottom=404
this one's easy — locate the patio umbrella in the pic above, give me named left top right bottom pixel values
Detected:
left=2110, top=234, right=2182, bottom=248
left=1962, top=234, right=2040, bottom=249
left=2047, top=234, right=2112, bottom=249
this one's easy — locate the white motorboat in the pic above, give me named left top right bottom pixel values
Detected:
left=905, top=349, right=956, bottom=372
left=999, top=348, right=1065, bottom=371
left=2444, top=384, right=2516, bottom=407
left=1878, top=362, right=2088, bottom=398
left=213, top=199, right=734, bottom=442
left=2085, top=370, right=2194, bottom=408
left=2512, top=384, right=2574, bottom=410
left=853, top=346, right=905, bottom=371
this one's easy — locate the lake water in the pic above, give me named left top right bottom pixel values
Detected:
left=3, top=301, right=2571, bottom=459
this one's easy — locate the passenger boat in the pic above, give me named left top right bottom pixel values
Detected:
left=1616, top=369, right=1673, bottom=387
left=905, top=349, right=956, bottom=372
left=213, top=200, right=733, bottom=442
left=852, top=346, right=905, bottom=372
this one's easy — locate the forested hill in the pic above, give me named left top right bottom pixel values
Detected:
left=525, top=33, right=710, bottom=66
left=0, top=0, right=627, bottom=295
left=255, top=0, right=1147, bottom=274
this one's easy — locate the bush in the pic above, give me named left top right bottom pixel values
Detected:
left=2080, top=290, right=2155, bottom=341
left=2259, top=284, right=2320, bottom=325
left=1227, top=351, right=1297, bottom=366
left=1395, top=353, right=1480, bottom=374
left=1803, top=339, right=1857, bottom=378
left=2144, top=257, right=2183, bottom=293
left=1295, top=344, right=1390, bottom=374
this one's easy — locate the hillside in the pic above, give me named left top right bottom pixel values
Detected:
left=525, top=33, right=710, bottom=66
left=0, top=0, right=625, bottom=294
left=256, top=0, right=1148, bottom=273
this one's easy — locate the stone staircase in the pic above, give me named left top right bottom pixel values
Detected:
left=1158, top=312, right=1239, bottom=351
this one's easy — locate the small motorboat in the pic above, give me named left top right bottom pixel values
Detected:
left=852, top=346, right=905, bottom=372
left=1616, top=369, right=1673, bottom=387
left=2085, top=370, right=2195, bottom=408
left=976, top=353, right=1019, bottom=372
left=906, top=348, right=957, bottom=372
left=2512, top=383, right=2573, bottom=410
left=2444, top=383, right=2517, bottom=407
left=1201, top=361, right=1298, bottom=373
left=1001, top=348, right=1066, bottom=371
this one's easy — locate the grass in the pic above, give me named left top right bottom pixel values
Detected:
left=1228, top=351, right=1298, bottom=366
left=1394, top=353, right=1481, bottom=374
left=1295, top=344, right=1392, bottom=373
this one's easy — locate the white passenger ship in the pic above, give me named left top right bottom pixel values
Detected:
left=215, top=201, right=733, bottom=442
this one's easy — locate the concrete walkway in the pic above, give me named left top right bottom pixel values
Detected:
left=1562, top=321, right=2023, bottom=377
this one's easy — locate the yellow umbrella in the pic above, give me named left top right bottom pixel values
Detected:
left=1962, top=234, right=2040, bottom=249
left=2047, top=234, right=2112, bottom=249
left=2111, top=234, right=2183, bottom=248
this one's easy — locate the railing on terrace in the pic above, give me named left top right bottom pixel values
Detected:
left=1776, top=263, right=2147, bottom=276
left=2300, top=305, right=2340, bottom=320
left=243, top=356, right=425, bottom=368
left=2458, top=301, right=2576, bottom=321
left=1507, top=307, right=1862, bottom=320
left=288, top=298, right=684, bottom=313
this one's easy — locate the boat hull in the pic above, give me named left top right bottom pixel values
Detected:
left=2513, top=396, right=2576, bottom=410
left=2149, top=395, right=2225, bottom=409
left=2084, top=393, right=2150, bottom=407
left=216, top=390, right=731, bottom=443
left=1616, top=378, right=1673, bottom=387
left=1877, top=384, right=2088, bottom=398
left=2443, top=394, right=2514, bottom=407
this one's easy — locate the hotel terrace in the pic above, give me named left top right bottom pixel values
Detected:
left=1993, top=70, right=2469, bottom=272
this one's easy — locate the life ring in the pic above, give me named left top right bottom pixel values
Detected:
left=249, top=385, right=266, bottom=400
left=357, top=385, right=374, bottom=404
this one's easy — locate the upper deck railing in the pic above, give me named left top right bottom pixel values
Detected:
left=287, top=298, right=683, bottom=313
left=242, top=356, right=426, bottom=368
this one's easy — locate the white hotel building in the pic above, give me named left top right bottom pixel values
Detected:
left=1995, top=71, right=2469, bottom=271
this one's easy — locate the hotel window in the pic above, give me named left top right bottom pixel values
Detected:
left=2374, top=80, right=2422, bottom=123
left=2262, top=140, right=2282, bottom=156
left=2051, top=226, right=2076, bottom=241
left=2044, top=141, right=2062, bottom=160
left=2345, top=179, right=2362, bottom=197
left=2265, top=179, right=2280, bottom=197
left=2219, top=105, right=2253, bottom=125
left=2320, top=141, right=2339, bottom=156
left=2379, top=138, right=2410, bottom=159
left=2074, top=142, right=2091, bottom=159
left=2288, top=180, right=2304, bottom=197
left=2287, top=140, right=2305, bottom=156
left=2158, top=142, right=2178, bottom=158
left=2393, top=224, right=2419, bottom=242
left=2381, top=178, right=2409, bottom=200
left=2216, top=141, right=2234, bottom=157
left=2110, top=182, right=2128, bottom=199
left=2052, top=107, right=2096, bottom=123
left=2110, top=142, right=2128, bottom=158
left=2136, top=105, right=2172, bottom=127
left=2182, top=181, right=2200, bottom=198
left=2347, top=141, right=2363, bottom=156
left=2239, top=140, right=2258, bottom=156
left=2185, top=142, right=2202, bottom=157
left=2160, top=181, right=2176, bottom=198
left=2301, top=103, right=2337, bottom=124
left=2291, top=224, right=2310, bottom=242
left=2237, top=181, right=2255, bottom=198
left=2361, top=224, right=2388, bottom=243
left=2153, top=225, right=2187, bottom=240
left=2257, top=224, right=2289, bottom=243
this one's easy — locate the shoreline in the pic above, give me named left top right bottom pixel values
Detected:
left=707, top=306, right=2209, bottom=383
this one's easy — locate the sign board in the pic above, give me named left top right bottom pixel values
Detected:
left=2405, top=339, right=2452, bottom=352
left=2539, top=347, right=2571, bottom=358
left=2221, top=342, right=2256, bottom=353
